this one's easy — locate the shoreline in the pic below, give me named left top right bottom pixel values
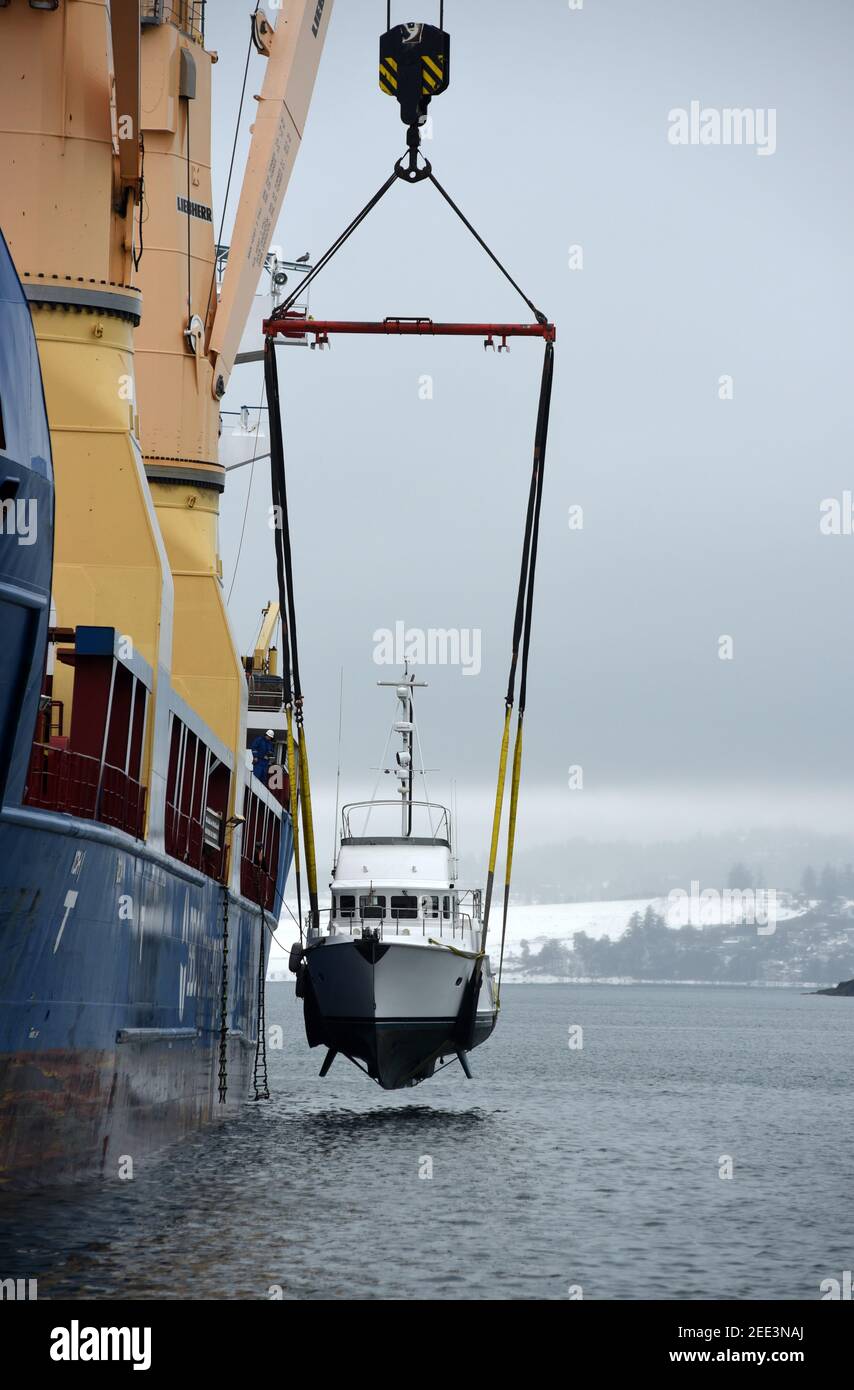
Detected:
left=268, top=974, right=830, bottom=989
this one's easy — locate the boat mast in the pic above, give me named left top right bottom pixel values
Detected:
left=378, top=669, right=426, bottom=837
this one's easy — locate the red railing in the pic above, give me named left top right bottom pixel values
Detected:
left=24, top=743, right=146, bottom=840
left=240, top=856, right=276, bottom=911
left=164, top=802, right=225, bottom=881
left=240, top=781, right=283, bottom=910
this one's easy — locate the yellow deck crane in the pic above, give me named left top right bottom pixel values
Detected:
left=248, top=601, right=280, bottom=683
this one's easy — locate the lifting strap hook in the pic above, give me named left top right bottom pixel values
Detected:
left=395, top=124, right=432, bottom=183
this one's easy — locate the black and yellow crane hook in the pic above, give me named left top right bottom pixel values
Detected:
left=380, top=4, right=450, bottom=181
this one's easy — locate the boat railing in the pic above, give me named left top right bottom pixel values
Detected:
left=341, top=800, right=450, bottom=843
left=305, top=907, right=475, bottom=942
left=24, top=743, right=147, bottom=840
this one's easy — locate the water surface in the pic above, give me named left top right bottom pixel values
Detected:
left=1, top=984, right=851, bottom=1300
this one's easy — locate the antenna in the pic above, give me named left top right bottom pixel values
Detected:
left=452, top=777, right=459, bottom=877
left=378, top=664, right=426, bottom=837
left=412, top=701, right=436, bottom=839
left=331, top=666, right=344, bottom=871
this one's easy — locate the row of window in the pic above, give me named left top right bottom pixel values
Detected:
left=335, top=893, right=455, bottom=921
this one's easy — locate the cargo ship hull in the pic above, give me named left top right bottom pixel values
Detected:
left=0, top=807, right=292, bottom=1184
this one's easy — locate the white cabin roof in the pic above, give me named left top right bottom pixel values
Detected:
left=333, top=838, right=453, bottom=890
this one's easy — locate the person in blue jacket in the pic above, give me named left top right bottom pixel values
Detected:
left=251, top=729, right=275, bottom=787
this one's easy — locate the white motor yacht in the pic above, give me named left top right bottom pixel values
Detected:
left=291, top=673, right=498, bottom=1088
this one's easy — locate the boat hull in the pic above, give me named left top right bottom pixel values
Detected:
left=0, top=806, right=292, bottom=1185
left=302, top=934, right=497, bottom=1088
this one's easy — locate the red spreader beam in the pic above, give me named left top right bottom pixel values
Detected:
left=263, top=313, right=556, bottom=348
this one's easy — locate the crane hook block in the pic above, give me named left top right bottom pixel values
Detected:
left=380, top=22, right=450, bottom=127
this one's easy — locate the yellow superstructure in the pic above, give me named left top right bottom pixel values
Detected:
left=0, top=0, right=335, bottom=870
left=30, top=305, right=170, bottom=753
left=0, top=0, right=172, bottom=841
left=136, top=12, right=243, bottom=760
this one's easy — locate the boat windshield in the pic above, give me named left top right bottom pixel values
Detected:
left=335, top=892, right=454, bottom=921
left=360, top=894, right=386, bottom=920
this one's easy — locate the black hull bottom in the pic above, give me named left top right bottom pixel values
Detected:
left=306, top=1010, right=497, bottom=1089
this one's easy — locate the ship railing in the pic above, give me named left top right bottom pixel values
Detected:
left=141, top=1, right=205, bottom=44
left=341, top=801, right=451, bottom=843
left=240, top=856, right=276, bottom=912
left=305, top=908, right=475, bottom=942
left=165, top=801, right=224, bottom=879
left=24, top=743, right=146, bottom=840
left=247, top=688, right=284, bottom=713
left=99, top=762, right=147, bottom=840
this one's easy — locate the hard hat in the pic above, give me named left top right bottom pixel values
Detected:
left=265, top=729, right=275, bottom=739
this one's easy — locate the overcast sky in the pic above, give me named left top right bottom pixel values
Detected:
left=205, top=0, right=854, bottom=853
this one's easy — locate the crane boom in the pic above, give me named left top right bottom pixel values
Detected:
left=208, top=1, right=335, bottom=399
left=254, top=602, right=281, bottom=675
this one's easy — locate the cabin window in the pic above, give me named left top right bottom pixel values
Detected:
left=390, top=894, right=418, bottom=920
left=360, top=894, right=386, bottom=920
left=443, top=895, right=451, bottom=919
left=337, top=894, right=356, bottom=919
left=422, top=895, right=440, bottom=919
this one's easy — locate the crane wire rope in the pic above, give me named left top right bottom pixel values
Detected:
left=204, top=4, right=262, bottom=333
left=227, top=382, right=267, bottom=605
left=332, top=667, right=344, bottom=869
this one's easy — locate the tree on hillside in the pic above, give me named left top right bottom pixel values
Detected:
left=801, top=866, right=818, bottom=899
left=728, top=862, right=754, bottom=891
left=534, top=939, right=571, bottom=978
left=819, top=863, right=840, bottom=903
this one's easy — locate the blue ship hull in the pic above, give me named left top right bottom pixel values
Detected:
left=0, top=805, right=293, bottom=1183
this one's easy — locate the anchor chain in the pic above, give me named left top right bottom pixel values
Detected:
left=252, top=870, right=270, bottom=1101
left=217, top=886, right=230, bottom=1104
